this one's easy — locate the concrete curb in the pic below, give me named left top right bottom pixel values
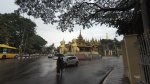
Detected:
left=99, top=65, right=118, bottom=84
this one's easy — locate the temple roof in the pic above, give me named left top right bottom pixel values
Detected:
left=76, top=30, right=86, bottom=46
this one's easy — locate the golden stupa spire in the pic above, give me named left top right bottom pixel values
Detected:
left=92, top=35, right=94, bottom=40
left=106, top=33, right=109, bottom=40
left=63, top=38, right=65, bottom=43
left=79, top=29, right=82, bottom=37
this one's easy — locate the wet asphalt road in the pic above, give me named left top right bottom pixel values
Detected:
left=0, top=56, right=118, bottom=84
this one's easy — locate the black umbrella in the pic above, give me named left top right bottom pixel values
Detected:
left=54, top=54, right=64, bottom=57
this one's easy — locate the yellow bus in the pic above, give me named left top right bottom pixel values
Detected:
left=0, top=44, right=18, bottom=59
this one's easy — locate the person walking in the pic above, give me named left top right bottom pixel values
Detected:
left=56, top=56, right=64, bottom=76
left=56, top=56, right=61, bottom=76
left=60, top=57, right=64, bottom=76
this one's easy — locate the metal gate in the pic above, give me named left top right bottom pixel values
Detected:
left=135, top=31, right=150, bottom=84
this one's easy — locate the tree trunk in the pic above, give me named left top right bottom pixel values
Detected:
left=140, top=0, right=150, bottom=32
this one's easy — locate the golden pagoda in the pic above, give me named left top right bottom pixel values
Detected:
left=64, top=30, right=100, bottom=54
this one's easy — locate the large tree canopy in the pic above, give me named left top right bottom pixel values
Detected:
left=0, top=13, right=47, bottom=54
left=15, top=0, right=148, bottom=35
left=0, top=13, right=36, bottom=46
left=26, top=34, right=47, bottom=53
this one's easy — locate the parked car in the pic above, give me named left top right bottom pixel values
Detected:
left=48, top=54, right=53, bottom=58
left=63, top=55, right=79, bottom=67
left=53, top=56, right=58, bottom=60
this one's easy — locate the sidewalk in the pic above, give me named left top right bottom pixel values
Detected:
left=104, top=56, right=130, bottom=84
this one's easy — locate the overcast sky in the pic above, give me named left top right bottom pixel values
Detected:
left=0, top=0, right=123, bottom=47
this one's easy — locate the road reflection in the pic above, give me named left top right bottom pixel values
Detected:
left=39, top=57, right=56, bottom=77
left=0, top=58, right=39, bottom=83
left=0, top=59, right=15, bottom=66
left=0, top=56, right=119, bottom=84
left=55, top=75, right=65, bottom=84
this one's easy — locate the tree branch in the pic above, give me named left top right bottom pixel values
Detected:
left=116, top=0, right=129, bottom=8
left=84, top=0, right=137, bottom=23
